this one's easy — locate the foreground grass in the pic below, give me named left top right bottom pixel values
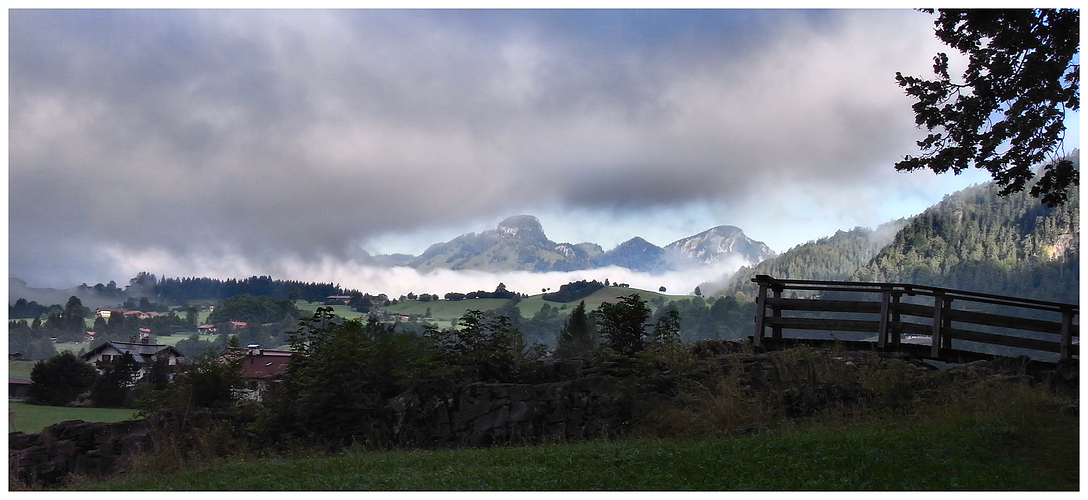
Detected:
left=69, top=407, right=1077, bottom=491
left=8, top=401, right=138, bottom=434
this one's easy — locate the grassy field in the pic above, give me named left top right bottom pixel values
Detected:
left=10, top=360, right=141, bottom=433
left=10, top=359, right=37, bottom=379
left=8, top=401, right=138, bottom=434
left=66, top=409, right=1078, bottom=490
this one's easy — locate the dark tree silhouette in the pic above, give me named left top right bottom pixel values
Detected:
left=596, top=294, right=651, bottom=356
left=28, top=352, right=97, bottom=406
left=896, top=9, right=1079, bottom=206
left=555, top=301, right=597, bottom=358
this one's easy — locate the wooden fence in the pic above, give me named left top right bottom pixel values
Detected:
left=751, top=275, right=1079, bottom=364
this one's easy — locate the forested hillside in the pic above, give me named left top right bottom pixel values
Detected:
left=720, top=223, right=903, bottom=299
left=155, top=276, right=346, bottom=304
left=720, top=155, right=1079, bottom=305
left=853, top=171, right=1079, bottom=303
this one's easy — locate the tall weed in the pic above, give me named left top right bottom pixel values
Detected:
left=636, top=360, right=778, bottom=438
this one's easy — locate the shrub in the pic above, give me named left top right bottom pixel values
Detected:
left=28, top=352, right=98, bottom=406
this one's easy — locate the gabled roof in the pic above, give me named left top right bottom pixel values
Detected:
left=219, top=347, right=296, bottom=380
left=82, top=341, right=186, bottom=364
left=238, top=354, right=292, bottom=380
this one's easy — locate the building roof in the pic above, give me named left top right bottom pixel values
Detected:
left=82, top=341, right=186, bottom=364
left=220, top=347, right=296, bottom=380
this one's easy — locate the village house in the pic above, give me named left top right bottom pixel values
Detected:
left=218, top=345, right=295, bottom=401
left=81, top=336, right=186, bottom=380
left=325, top=295, right=353, bottom=305
left=94, top=308, right=160, bottom=320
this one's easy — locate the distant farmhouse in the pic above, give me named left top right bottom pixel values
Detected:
left=94, top=308, right=160, bottom=320
left=325, top=295, right=353, bottom=305
left=81, top=336, right=186, bottom=380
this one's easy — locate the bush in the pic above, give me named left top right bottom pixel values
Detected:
left=135, top=347, right=243, bottom=417
left=542, top=280, right=604, bottom=303
left=28, top=352, right=98, bottom=406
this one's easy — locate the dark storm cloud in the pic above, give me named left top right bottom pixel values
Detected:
left=9, top=9, right=947, bottom=287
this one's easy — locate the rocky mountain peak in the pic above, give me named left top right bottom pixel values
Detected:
left=497, top=215, right=545, bottom=240
left=665, top=225, right=775, bottom=266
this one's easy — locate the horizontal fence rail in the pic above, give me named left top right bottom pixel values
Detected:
left=751, top=275, right=1079, bottom=364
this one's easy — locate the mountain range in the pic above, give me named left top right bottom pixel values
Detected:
left=366, top=214, right=776, bottom=274
left=4, top=215, right=776, bottom=306
left=10, top=153, right=1079, bottom=307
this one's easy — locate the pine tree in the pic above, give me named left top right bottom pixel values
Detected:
left=555, top=301, right=596, bottom=358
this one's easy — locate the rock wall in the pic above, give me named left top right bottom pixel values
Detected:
left=390, top=375, right=635, bottom=448
left=9, top=374, right=636, bottom=487
left=8, top=408, right=220, bottom=487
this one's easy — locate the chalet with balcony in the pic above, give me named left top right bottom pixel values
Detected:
left=81, top=337, right=186, bottom=380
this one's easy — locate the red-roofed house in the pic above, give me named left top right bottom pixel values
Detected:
left=219, top=345, right=295, bottom=401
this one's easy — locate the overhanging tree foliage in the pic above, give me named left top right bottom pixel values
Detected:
left=896, top=9, right=1079, bottom=206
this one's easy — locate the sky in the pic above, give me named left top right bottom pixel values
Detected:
left=7, top=8, right=1080, bottom=298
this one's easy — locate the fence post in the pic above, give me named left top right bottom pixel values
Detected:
left=890, top=291, right=902, bottom=349
left=771, top=283, right=783, bottom=342
left=752, top=276, right=769, bottom=348
left=1060, top=307, right=1074, bottom=362
left=931, top=292, right=944, bottom=359
left=941, top=297, right=954, bottom=351
left=878, top=287, right=891, bottom=349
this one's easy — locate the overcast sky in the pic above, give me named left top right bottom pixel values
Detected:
left=8, top=8, right=1078, bottom=296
